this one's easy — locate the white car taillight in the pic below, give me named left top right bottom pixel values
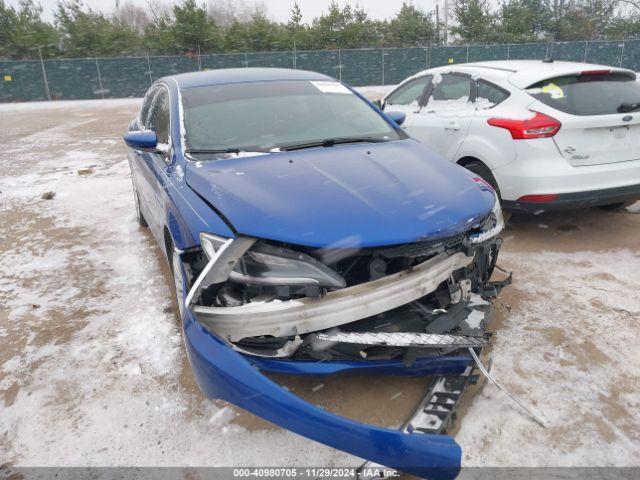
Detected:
left=487, top=111, right=561, bottom=140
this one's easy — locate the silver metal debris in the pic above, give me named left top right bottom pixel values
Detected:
left=315, top=331, right=489, bottom=348
left=468, top=347, right=547, bottom=428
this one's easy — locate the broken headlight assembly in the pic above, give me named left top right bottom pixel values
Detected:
left=200, top=232, right=345, bottom=288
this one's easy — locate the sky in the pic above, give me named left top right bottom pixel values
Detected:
left=6, top=0, right=442, bottom=23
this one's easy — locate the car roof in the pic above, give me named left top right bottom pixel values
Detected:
left=463, top=60, right=636, bottom=88
left=165, top=68, right=334, bottom=89
left=406, top=60, right=636, bottom=90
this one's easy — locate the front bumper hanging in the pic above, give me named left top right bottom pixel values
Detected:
left=184, top=309, right=469, bottom=480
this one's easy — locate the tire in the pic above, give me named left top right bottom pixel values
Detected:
left=133, top=187, right=149, bottom=227
left=463, top=160, right=500, bottom=195
left=168, top=245, right=186, bottom=320
left=598, top=200, right=635, bottom=211
left=462, top=160, right=512, bottom=222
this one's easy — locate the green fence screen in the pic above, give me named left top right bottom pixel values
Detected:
left=1, top=40, right=639, bottom=102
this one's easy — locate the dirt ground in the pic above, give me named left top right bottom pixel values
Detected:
left=1, top=96, right=639, bottom=468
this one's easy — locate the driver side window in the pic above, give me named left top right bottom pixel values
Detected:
left=385, top=76, right=431, bottom=108
left=426, top=73, right=472, bottom=110
left=146, top=87, right=170, bottom=145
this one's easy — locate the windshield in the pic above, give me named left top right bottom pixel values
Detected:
left=526, top=72, right=640, bottom=116
left=181, top=80, right=404, bottom=152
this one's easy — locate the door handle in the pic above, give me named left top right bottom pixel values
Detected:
left=445, top=122, right=460, bottom=131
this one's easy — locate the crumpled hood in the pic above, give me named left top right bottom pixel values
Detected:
left=185, top=139, right=495, bottom=248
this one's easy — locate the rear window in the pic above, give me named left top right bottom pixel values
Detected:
left=526, top=73, right=640, bottom=116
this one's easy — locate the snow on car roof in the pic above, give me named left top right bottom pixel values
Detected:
left=167, top=67, right=334, bottom=89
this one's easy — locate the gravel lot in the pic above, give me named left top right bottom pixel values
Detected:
left=1, top=91, right=639, bottom=469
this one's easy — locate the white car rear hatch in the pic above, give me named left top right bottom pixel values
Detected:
left=520, top=66, right=640, bottom=167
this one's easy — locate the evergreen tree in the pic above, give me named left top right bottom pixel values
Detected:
left=499, top=0, right=551, bottom=42
left=386, top=2, right=435, bottom=46
left=309, top=1, right=375, bottom=49
left=451, top=0, right=496, bottom=43
left=287, top=1, right=308, bottom=49
left=171, top=0, right=223, bottom=52
left=56, top=0, right=140, bottom=57
left=225, top=9, right=287, bottom=51
left=0, top=0, right=58, bottom=59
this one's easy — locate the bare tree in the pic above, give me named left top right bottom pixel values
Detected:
left=113, top=1, right=151, bottom=33
left=207, top=0, right=269, bottom=26
left=146, top=0, right=172, bottom=24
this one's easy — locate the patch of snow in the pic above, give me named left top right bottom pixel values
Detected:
left=458, top=249, right=640, bottom=467
left=0, top=98, right=142, bottom=112
left=468, top=293, right=490, bottom=307
left=174, top=164, right=185, bottom=183
left=0, top=108, right=353, bottom=468
left=626, top=200, right=640, bottom=213
left=463, top=310, right=485, bottom=329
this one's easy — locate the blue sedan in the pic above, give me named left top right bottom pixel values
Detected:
left=124, top=68, right=506, bottom=478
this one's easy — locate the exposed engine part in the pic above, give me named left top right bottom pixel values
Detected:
left=313, top=331, right=489, bottom=348
left=213, top=284, right=246, bottom=307
left=178, top=229, right=509, bottom=362
left=368, top=256, right=387, bottom=281
left=448, top=277, right=472, bottom=304
left=194, top=251, right=474, bottom=341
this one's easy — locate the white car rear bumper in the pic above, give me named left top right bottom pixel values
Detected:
left=493, top=139, right=640, bottom=209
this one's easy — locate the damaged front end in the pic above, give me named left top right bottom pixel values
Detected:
left=179, top=198, right=509, bottom=479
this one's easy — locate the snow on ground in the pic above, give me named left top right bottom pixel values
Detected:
left=0, top=102, right=353, bottom=467
left=458, top=249, right=640, bottom=466
left=0, top=97, right=142, bottom=113
left=1, top=95, right=639, bottom=470
left=354, top=85, right=394, bottom=100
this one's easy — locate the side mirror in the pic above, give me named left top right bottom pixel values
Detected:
left=386, top=111, right=407, bottom=127
left=372, top=99, right=382, bottom=108
left=123, top=130, right=158, bottom=152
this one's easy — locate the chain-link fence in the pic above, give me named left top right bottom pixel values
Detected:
left=1, top=39, right=638, bottom=102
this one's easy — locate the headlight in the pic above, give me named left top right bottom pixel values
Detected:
left=200, top=233, right=345, bottom=288
left=468, top=193, right=504, bottom=244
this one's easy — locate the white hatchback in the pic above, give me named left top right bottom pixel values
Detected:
left=380, top=60, right=640, bottom=213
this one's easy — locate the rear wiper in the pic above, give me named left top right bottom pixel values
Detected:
left=278, top=137, right=388, bottom=152
left=617, top=102, right=640, bottom=113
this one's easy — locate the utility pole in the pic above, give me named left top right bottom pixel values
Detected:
left=435, top=4, right=440, bottom=45
left=293, top=40, right=297, bottom=69
left=443, top=0, right=449, bottom=46
left=38, top=46, right=51, bottom=101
